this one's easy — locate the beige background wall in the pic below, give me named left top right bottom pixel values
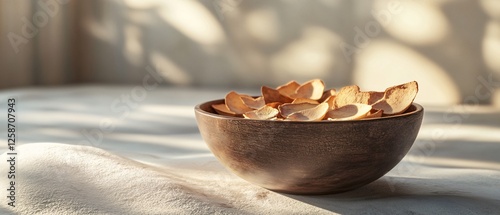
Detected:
left=1, top=0, right=500, bottom=105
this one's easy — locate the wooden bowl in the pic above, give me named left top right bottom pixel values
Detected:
left=195, top=99, right=424, bottom=195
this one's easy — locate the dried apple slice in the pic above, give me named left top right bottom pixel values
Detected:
left=225, top=91, right=253, bottom=114
left=292, top=98, right=319, bottom=104
left=335, top=85, right=363, bottom=108
left=265, top=102, right=282, bottom=108
left=267, top=102, right=285, bottom=118
left=286, top=103, right=329, bottom=121
left=277, top=81, right=300, bottom=98
left=367, top=91, right=384, bottom=105
left=241, top=96, right=266, bottom=109
left=325, top=103, right=372, bottom=121
left=319, top=89, right=336, bottom=103
left=322, top=95, right=336, bottom=111
left=372, top=81, right=418, bottom=115
left=243, top=106, right=279, bottom=120
left=262, top=86, right=294, bottom=104
left=294, top=79, right=325, bottom=100
left=278, top=103, right=318, bottom=118
left=365, top=109, right=383, bottom=119
left=211, top=103, right=236, bottom=116
left=335, top=85, right=382, bottom=107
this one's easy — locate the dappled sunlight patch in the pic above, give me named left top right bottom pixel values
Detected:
left=124, top=24, right=143, bottom=66
left=271, top=27, right=342, bottom=79
left=150, top=52, right=192, bottom=85
left=483, top=21, right=500, bottom=74
left=374, top=0, right=450, bottom=45
left=353, top=40, right=460, bottom=105
left=157, top=0, right=225, bottom=47
left=245, top=8, right=280, bottom=44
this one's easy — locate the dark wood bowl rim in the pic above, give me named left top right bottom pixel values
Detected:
left=195, top=99, right=423, bottom=123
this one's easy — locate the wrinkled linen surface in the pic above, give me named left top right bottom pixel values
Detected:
left=0, top=85, right=499, bottom=215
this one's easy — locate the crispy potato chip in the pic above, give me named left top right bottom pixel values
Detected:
left=262, top=86, right=294, bottom=104
left=211, top=103, right=236, bottom=116
left=294, top=79, right=325, bottom=100
left=265, top=102, right=282, bottom=108
left=278, top=103, right=318, bottom=118
left=335, top=85, right=363, bottom=108
left=292, top=98, right=319, bottom=104
left=277, top=81, right=300, bottom=98
left=322, top=95, right=337, bottom=111
left=267, top=102, right=284, bottom=118
left=225, top=91, right=253, bottom=114
left=365, top=109, right=383, bottom=119
left=367, top=91, right=384, bottom=105
left=325, top=103, right=372, bottom=121
left=241, top=96, right=266, bottom=109
left=286, top=103, right=329, bottom=121
left=319, top=89, right=336, bottom=103
left=372, top=81, right=418, bottom=115
left=243, top=106, right=279, bottom=120
left=335, top=86, right=384, bottom=107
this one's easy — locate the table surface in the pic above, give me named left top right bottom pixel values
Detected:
left=0, top=85, right=499, bottom=215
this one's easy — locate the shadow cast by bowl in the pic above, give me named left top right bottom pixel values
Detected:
left=281, top=176, right=500, bottom=214
left=409, top=138, right=500, bottom=171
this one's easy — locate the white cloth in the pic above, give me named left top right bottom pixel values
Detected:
left=0, top=85, right=499, bottom=214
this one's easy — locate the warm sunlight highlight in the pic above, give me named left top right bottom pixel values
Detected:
left=158, top=0, right=225, bottom=49
left=353, top=40, right=461, bottom=105
left=124, top=24, right=143, bottom=66
left=245, top=8, right=280, bottom=44
left=483, top=21, right=500, bottom=75
left=271, top=27, right=342, bottom=80
left=375, top=0, right=450, bottom=45
left=150, top=52, right=192, bottom=85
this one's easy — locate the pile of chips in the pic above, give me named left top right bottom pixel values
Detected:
left=212, top=79, right=418, bottom=121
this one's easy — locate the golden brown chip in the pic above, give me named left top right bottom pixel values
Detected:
left=262, top=86, right=294, bottom=104
left=365, top=109, right=383, bottom=119
left=211, top=103, right=236, bottom=116
left=278, top=103, right=318, bottom=118
left=322, top=95, right=337, bottom=111
left=325, top=103, right=372, bottom=121
left=225, top=91, right=253, bottom=114
left=243, top=106, right=279, bottom=120
left=276, top=81, right=300, bottom=98
left=372, top=81, right=418, bottom=115
left=319, top=89, right=336, bottom=103
left=241, top=96, right=266, bottom=109
left=335, top=85, right=362, bottom=108
left=286, top=103, right=329, bottom=121
left=265, top=102, right=282, bottom=108
left=294, top=79, right=325, bottom=100
left=267, top=102, right=285, bottom=118
left=367, top=91, right=384, bottom=105
left=291, top=98, right=319, bottom=104
left=335, top=85, right=383, bottom=107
